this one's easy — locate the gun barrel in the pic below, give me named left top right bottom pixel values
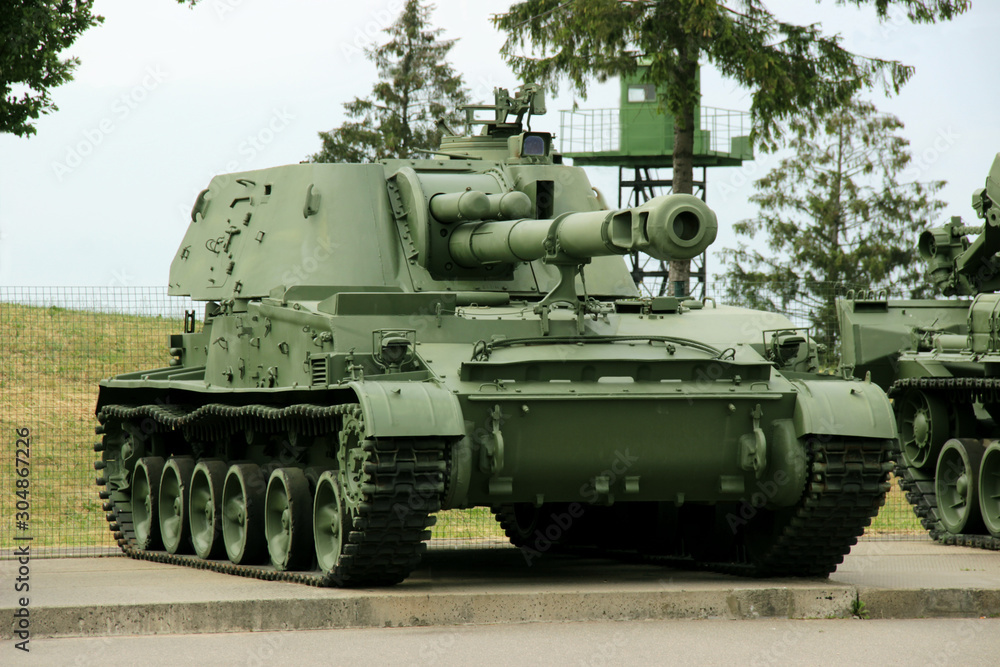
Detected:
left=448, top=194, right=717, bottom=268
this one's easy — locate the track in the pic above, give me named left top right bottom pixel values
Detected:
left=493, top=437, right=894, bottom=578
left=95, top=402, right=446, bottom=587
left=648, top=436, right=895, bottom=577
left=728, top=436, right=894, bottom=576
left=890, top=378, right=1000, bottom=552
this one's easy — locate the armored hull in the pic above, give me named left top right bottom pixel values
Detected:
left=839, top=153, right=1000, bottom=549
left=96, top=86, right=895, bottom=585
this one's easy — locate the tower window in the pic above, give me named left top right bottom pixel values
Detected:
left=627, top=84, right=655, bottom=103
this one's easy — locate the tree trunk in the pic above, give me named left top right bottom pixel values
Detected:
left=668, top=54, right=698, bottom=298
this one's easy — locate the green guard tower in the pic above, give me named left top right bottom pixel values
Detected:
left=560, top=65, right=752, bottom=295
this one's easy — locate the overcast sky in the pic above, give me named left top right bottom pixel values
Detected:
left=1, top=0, right=996, bottom=288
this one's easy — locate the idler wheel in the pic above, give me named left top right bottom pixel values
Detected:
left=189, top=460, right=228, bottom=560
left=505, top=503, right=547, bottom=547
left=978, top=441, right=1000, bottom=538
left=935, top=438, right=986, bottom=535
left=159, top=457, right=196, bottom=554
left=132, top=457, right=165, bottom=550
left=312, top=471, right=346, bottom=573
left=222, top=463, right=267, bottom=565
left=493, top=502, right=579, bottom=550
left=264, top=467, right=314, bottom=571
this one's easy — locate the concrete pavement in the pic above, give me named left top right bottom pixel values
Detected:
left=3, top=539, right=999, bottom=639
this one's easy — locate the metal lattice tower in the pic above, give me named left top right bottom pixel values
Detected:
left=559, top=66, right=752, bottom=297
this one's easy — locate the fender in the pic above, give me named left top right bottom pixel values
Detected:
left=791, top=378, right=896, bottom=439
left=348, top=379, right=465, bottom=438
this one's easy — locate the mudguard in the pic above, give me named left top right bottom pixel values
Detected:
left=348, top=379, right=465, bottom=438
left=791, top=378, right=896, bottom=439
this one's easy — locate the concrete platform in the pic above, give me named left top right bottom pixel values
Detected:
left=3, top=539, right=999, bottom=638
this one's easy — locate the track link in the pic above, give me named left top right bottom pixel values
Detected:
left=737, top=436, right=894, bottom=576
left=889, top=378, right=1000, bottom=551
left=96, top=402, right=446, bottom=586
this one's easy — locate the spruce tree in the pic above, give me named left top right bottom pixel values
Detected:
left=722, top=98, right=946, bottom=350
left=311, top=0, right=468, bottom=163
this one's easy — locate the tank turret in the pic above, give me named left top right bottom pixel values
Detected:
left=167, top=84, right=716, bottom=332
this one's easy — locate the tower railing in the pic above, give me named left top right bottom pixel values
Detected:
left=558, top=106, right=752, bottom=157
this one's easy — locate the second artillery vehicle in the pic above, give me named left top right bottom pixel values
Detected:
left=839, top=152, right=1000, bottom=549
left=94, top=85, right=896, bottom=586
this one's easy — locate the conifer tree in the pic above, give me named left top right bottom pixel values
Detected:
left=312, top=0, right=468, bottom=163
left=722, top=98, right=945, bottom=349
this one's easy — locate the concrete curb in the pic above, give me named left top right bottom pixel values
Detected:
left=9, top=584, right=1000, bottom=639
left=860, top=588, right=1000, bottom=619
left=5, top=587, right=860, bottom=639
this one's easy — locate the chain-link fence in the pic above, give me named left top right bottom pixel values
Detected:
left=0, top=285, right=923, bottom=561
left=1, top=287, right=195, bottom=557
left=703, top=278, right=870, bottom=364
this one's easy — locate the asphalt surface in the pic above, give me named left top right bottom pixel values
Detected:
left=3, top=539, right=1000, bottom=641
left=10, top=619, right=1000, bottom=667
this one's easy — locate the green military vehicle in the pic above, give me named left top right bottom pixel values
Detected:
left=95, top=85, right=895, bottom=586
left=839, top=153, right=1000, bottom=548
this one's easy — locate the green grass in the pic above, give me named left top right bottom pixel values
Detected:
left=432, top=507, right=508, bottom=544
left=866, top=476, right=925, bottom=536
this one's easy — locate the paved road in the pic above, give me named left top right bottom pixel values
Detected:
left=11, top=618, right=1000, bottom=666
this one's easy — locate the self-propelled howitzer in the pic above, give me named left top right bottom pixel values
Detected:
left=95, top=84, right=894, bottom=586
left=839, top=152, right=1000, bottom=548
